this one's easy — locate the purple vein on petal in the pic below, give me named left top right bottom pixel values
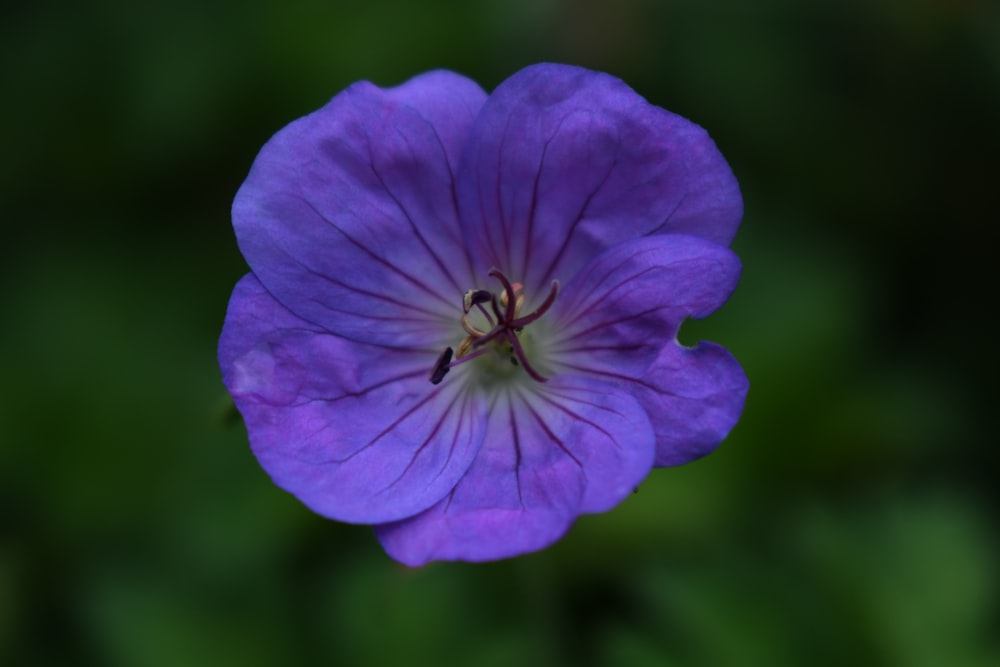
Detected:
left=303, top=367, right=429, bottom=405
left=267, top=242, right=446, bottom=321
left=508, top=390, right=526, bottom=509
left=302, top=301, right=445, bottom=327
left=296, top=261, right=451, bottom=321
left=364, top=130, right=466, bottom=295
left=427, top=122, right=478, bottom=285
left=441, top=383, right=488, bottom=516
left=300, top=199, right=455, bottom=311
left=316, top=382, right=449, bottom=465
left=442, top=486, right=457, bottom=514
left=476, top=116, right=511, bottom=271
left=521, top=393, right=585, bottom=470
left=472, top=187, right=496, bottom=278
left=557, top=365, right=685, bottom=398
left=559, top=304, right=670, bottom=346
left=536, top=129, right=620, bottom=288
left=448, top=175, right=478, bottom=286
left=645, top=190, right=689, bottom=237
left=495, top=114, right=515, bottom=270
left=558, top=343, right=651, bottom=358
left=556, top=245, right=648, bottom=317
left=541, top=383, right=631, bottom=420
left=531, top=386, right=622, bottom=450
left=375, top=383, right=472, bottom=495
left=521, top=128, right=554, bottom=282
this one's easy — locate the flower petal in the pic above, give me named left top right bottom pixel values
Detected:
left=233, top=71, right=487, bottom=346
left=632, top=341, right=748, bottom=467
left=219, top=275, right=486, bottom=523
left=546, top=234, right=741, bottom=379
left=456, top=62, right=741, bottom=292
left=373, top=376, right=654, bottom=565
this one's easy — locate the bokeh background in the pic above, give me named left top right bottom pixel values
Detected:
left=3, top=0, right=998, bottom=665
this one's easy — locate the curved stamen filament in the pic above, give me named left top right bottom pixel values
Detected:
left=475, top=302, right=496, bottom=328
left=505, top=330, right=548, bottom=383
left=468, top=322, right=507, bottom=350
left=461, top=314, right=488, bottom=338
left=510, top=281, right=559, bottom=328
left=488, top=269, right=518, bottom=322
left=430, top=269, right=559, bottom=384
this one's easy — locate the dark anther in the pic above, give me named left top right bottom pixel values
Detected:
left=462, top=289, right=493, bottom=313
left=429, top=347, right=454, bottom=384
left=510, top=357, right=519, bottom=366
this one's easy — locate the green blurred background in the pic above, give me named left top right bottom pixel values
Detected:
left=2, top=0, right=997, bottom=665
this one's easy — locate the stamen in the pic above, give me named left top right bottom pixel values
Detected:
left=461, top=314, right=488, bottom=338
left=498, top=281, right=522, bottom=309
left=474, top=302, right=495, bottom=327
left=443, top=347, right=491, bottom=370
left=506, top=330, right=548, bottom=382
left=488, top=269, right=518, bottom=321
left=463, top=289, right=492, bottom=313
left=430, top=270, right=558, bottom=384
left=455, top=336, right=474, bottom=358
left=429, top=347, right=454, bottom=384
left=510, top=281, right=559, bottom=328
left=469, top=322, right=508, bottom=349
left=489, top=293, right=503, bottom=322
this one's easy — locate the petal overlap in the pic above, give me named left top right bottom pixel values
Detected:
left=374, top=376, right=654, bottom=565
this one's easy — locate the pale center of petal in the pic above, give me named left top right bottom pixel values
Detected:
left=428, top=269, right=558, bottom=387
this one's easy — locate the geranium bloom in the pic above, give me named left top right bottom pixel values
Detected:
left=219, top=63, right=747, bottom=566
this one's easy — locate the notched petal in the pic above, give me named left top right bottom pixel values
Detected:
left=549, top=234, right=741, bottom=378
left=636, top=341, right=749, bottom=467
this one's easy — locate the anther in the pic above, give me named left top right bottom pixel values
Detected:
left=429, top=347, right=454, bottom=385
left=463, top=289, right=492, bottom=314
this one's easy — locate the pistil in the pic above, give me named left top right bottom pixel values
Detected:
left=428, top=270, right=558, bottom=385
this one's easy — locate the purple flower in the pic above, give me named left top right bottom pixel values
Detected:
left=219, top=63, right=747, bottom=566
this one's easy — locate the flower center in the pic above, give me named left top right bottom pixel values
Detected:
left=429, top=269, right=559, bottom=385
